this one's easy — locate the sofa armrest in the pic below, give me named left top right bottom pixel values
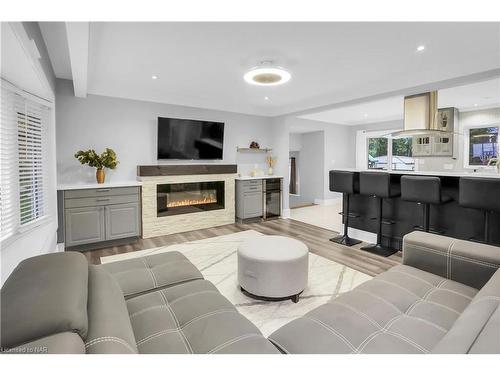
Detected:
left=402, top=231, right=500, bottom=289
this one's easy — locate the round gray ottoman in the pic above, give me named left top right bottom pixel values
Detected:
left=237, top=235, right=309, bottom=303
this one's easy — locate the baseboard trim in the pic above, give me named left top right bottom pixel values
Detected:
left=282, top=208, right=291, bottom=218
left=314, top=198, right=342, bottom=206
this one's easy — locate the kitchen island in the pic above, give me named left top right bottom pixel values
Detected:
left=334, top=169, right=500, bottom=250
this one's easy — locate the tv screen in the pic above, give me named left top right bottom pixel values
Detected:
left=157, top=117, right=224, bottom=160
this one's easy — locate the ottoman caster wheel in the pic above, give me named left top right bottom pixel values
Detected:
left=291, top=294, right=300, bottom=303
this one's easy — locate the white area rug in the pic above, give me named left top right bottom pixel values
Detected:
left=101, top=230, right=372, bottom=336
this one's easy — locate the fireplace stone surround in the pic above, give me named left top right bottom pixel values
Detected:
left=138, top=165, right=237, bottom=238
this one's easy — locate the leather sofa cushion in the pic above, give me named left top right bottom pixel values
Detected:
left=85, top=266, right=138, bottom=354
left=269, top=264, right=477, bottom=354
left=403, top=231, right=500, bottom=289
left=0, top=252, right=88, bottom=349
left=126, top=279, right=279, bottom=354
left=433, top=268, right=500, bottom=354
left=5, top=332, right=86, bottom=354
left=101, top=251, right=203, bottom=299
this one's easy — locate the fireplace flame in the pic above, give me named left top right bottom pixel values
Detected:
left=167, top=196, right=217, bottom=208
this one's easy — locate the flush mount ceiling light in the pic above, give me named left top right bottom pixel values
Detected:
left=244, top=62, right=291, bottom=86
left=416, top=45, right=425, bottom=52
left=151, top=75, right=158, bottom=80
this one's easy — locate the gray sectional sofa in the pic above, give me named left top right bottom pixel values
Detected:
left=1, top=231, right=499, bottom=354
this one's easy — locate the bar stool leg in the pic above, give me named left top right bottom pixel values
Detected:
left=360, top=197, right=397, bottom=257
left=484, top=211, right=490, bottom=243
left=330, top=194, right=361, bottom=247
left=423, top=203, right=430, bottom=232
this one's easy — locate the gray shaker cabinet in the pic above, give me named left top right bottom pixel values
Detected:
left=65, top=206, right=106, bottom=247
left=236, top=180, right=263, bottom=219
left=60, top=186, right=141, bottom=250
left=105, top=203, right=140, bottom=240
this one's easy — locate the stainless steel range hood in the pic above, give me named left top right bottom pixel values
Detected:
left=389, top=91, right=453, bottom=138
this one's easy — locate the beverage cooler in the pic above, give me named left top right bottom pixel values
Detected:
left=263, top=178, right=282, bottom=220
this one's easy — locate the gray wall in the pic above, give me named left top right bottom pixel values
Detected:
left=55, top=79, right=274, bottom=184
left=323, top=122, right=357, bottom=201
left=289, top=131, right=325, bottom=207
left=270, top=116, right=356, bottom=213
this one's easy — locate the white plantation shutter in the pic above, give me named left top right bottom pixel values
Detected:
left=1, top=83, right=50, bottom=241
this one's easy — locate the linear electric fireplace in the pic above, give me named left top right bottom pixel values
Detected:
left=157, top=181, right=225, bottom=217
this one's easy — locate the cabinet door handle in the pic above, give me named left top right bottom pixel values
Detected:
left=96, top=198, right=110, bottom=202
left=96, top=189, right=111, bottom=192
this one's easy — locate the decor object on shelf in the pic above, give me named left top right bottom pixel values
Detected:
left=250, top=164, right=264, bottom=177
left=74, top=148, right=119, bottom=184
left=249, top=141, right=260, bottom=149
left=266, top=155, right=277, bottom=175
left=236, top=146, right=272, bottom=153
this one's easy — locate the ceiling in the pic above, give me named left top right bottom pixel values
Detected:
left=300, top=77, right=500, bottom=125
left=39, top=22, right=500, bottom=116
left=1, top=23, right=52, bottom=100
left=38, top=22, right=72, bottom=80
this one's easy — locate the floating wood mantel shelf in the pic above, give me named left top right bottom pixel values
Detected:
left=137, top=164, right=237, bottom=176
left=236, top=147, right=273, bottom=153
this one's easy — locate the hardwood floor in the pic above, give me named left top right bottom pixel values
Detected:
left=82, top=218, right=401, bottom=277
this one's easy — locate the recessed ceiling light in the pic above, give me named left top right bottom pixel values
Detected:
left=151, top=75, right=158, bottom=80
left=244, top=63, right=291, bottom=86
left=416, top=45, right=425, bottom=52
left=264, top=96, right=269, bottom=101
left=364, top=114, right=368, bottom=118
left=474, top=103, right=478, bottom=107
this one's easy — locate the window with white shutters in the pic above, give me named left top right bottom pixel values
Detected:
left=1, top=83, right=50, bottom=242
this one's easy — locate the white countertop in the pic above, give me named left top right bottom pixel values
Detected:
left=339, top=168, right=500, bottom=179
left=235, top=175, right=284, bottom=181
left=57, top=181, right=142, bottom=190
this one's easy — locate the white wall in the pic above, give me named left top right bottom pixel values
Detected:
left=1, top=22, right=58, bottom=285
left=55, top=79, right=274, bottom=185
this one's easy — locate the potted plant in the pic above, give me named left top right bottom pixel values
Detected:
left=74, top=148, right=119, bottom=184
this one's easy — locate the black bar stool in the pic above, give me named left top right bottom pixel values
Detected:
left=329, top=170, right=362, bottom=246
left=401, top=175, right=451, bottom=233
left=459, top=177, right=500, bottom=244
left=359, top=172, right=400, bottom=257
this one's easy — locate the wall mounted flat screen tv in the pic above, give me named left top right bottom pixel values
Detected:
left=157, top=117, right=224, bottom=160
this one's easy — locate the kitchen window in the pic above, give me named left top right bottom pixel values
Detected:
left=464, top=125, right=499, bottom=168
left=1, top=84, right=50, bottom=242
left=368, top=137, right=388, bottom=170
left=367, top=136, right=415, bottom=171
